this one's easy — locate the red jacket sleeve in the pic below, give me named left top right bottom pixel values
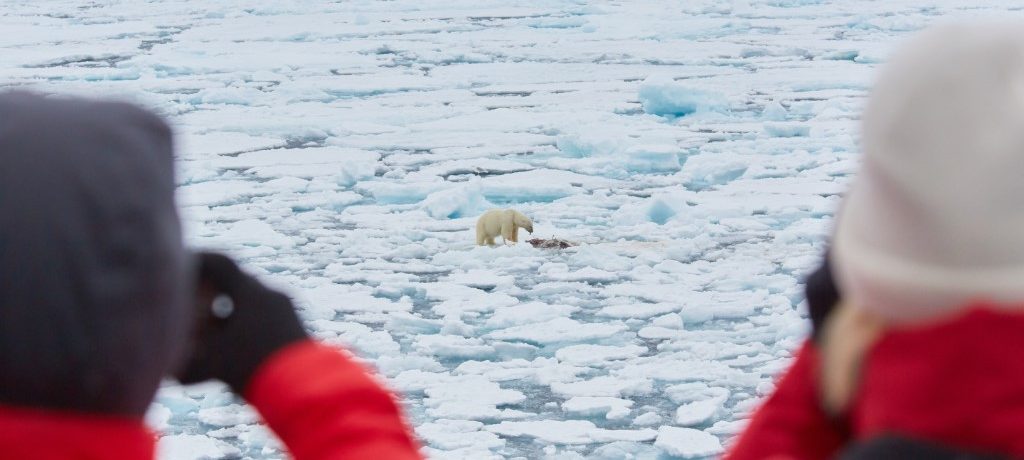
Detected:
left=0, top=404, right=155, bottom=460
left=724, top=340, right=847, bottom=460
left=245, top=340, right=423, bottom=460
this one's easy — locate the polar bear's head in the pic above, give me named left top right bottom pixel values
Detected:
left=511, top=210, right=534, bottom=234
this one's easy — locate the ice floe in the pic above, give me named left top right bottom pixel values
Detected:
left=10, top=1, right=1024, bottom=458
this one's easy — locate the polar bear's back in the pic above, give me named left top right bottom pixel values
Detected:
left=476, top=209, right=509, bottom=235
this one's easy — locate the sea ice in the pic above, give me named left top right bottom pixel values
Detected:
left=551, top=376, right=654, bottom=398
left=763, top=122, right=811, bottom=138
left=414, top=334, right=496, bottom=360
left=422, top=181, right=493, bottom=219
left=554, top=344, right=647, bottom=366
left=761, top=100, right=789, bottom=121
left=417, top=374, right=528, bottom=420
left=416, top=419, right=506, bottom=451
left=484, top=302, right=580, bottom=329
left=197, top=404, right=259, bottom=427
left=561, top=396, right=634, bottom=420
left=637, top=74, right=728, bottom=117
left=632, top=411, right=663, bottom=427
left=12, top=2, right=1021, bottom=458
left=487, top=318, right=629, bottom=345
left=157, top=435, right=241, bottom=460
left=589, top=441, right=662, bottom=460
left=653, top=426, right=724, bottom=459
left=145, top=403, right=173, bottom=431
left=485, top=420, right=657, bottom=445
left=675, top=398, right=723, bottom=426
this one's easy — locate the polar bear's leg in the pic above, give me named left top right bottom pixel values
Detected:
left=500, top=209, right=517, bottom=245
left=476, top=219, right=487, bottom=246
left=478, top=209, right=507, bottom=246
left=501, top=223, right=514, bottom=245
left=509, top=224, right=519, bottom=243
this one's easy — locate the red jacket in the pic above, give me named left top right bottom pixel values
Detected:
left=727, top=306, right=1024, bottom=459
left=0, top=340, right=423, bottom=460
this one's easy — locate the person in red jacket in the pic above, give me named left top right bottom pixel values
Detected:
left=727, top=22, right=1024, bottom=460
left=0, top=91, right=422, bottom=459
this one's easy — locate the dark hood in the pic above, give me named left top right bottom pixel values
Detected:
left=0, top=92, right=189, bottom=416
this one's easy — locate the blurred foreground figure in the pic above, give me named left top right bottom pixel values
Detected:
left=0, top=92, right=422, bottom=460
left=727, top=23, right=1024, bottom=459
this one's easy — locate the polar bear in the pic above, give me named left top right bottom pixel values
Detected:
left=476, top=209, right=534, bottom=246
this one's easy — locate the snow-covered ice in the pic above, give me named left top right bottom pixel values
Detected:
left=485, top=420, right=657, bottom=445
left=157, top=434, right=241, bottom=460
left=6, top=1, right=1024, bottom=459
left=562, top=397, right=634, bottom=420
left=654, top=426, right=724, bottom=459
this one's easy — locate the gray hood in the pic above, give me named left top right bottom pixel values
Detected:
left=0, top=92, right=189, bottom=416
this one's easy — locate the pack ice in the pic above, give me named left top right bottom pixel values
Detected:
left=4, top=1, right=1023, bottom=459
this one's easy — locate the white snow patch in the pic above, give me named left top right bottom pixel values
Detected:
left=484, top=302, right=580, bottom=329
left=487, top=318, right=628, bottom=345
left=555, top=344, right=647, bottom=366
left=417, top=419, right=505, bottom=451
left=485, top=420, right=657, bottom=445
left=632, top=411, right=663, bottom=427
left=197, top=404, right=259, bottom=427
left=638, top=74, right=727, bottom=116
left=551, top=376, right=653, bottom=398
left=561, top=396, right=634, bottom=420
left=157, top=434, right=241, bottom=460
left=764, top=122, right=811, bottom=137
left=653, top=426, right=723, bottom=458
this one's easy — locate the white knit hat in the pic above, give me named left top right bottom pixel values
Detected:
left=832, top=22, right=1024, bottom=324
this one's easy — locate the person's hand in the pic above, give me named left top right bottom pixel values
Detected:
left=175, top=253, right=308, bottom=395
